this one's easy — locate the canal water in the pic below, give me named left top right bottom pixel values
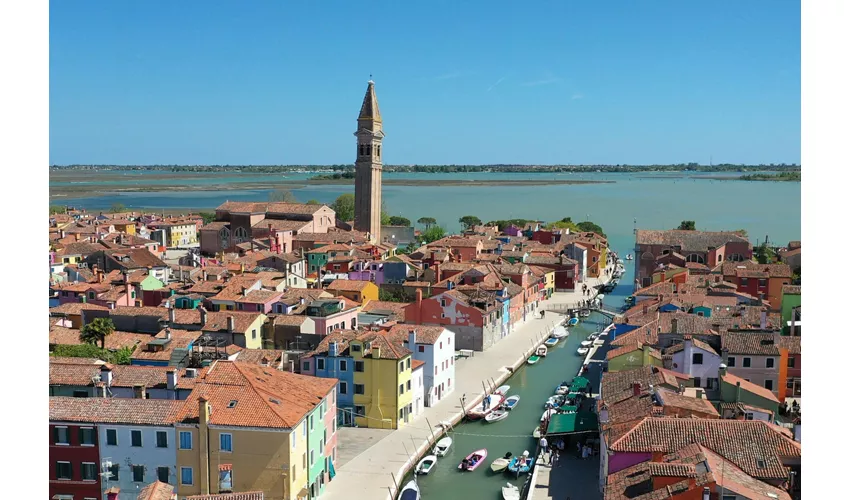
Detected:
left=413, top=312, right=611, bottom=500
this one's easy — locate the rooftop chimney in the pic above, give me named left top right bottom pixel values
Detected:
left=328, top=341, right=339, bottom=358
left=632, top=381, right=642, bottom=396
left=133, top=384, right=147, bottom=399
left=169, top=307, right=176, bottom=326
left=227, top=316, right=236, bottom=333
left=165, top=328, right=172, bottom=340
left=199, top=306, right=208, bottom=326
left=760, top=310, right=767, bottom=329
left=166, top=369, right=177, bottom=391
left=408, top=329, right=417, bottom=348
left=100, top=364, right=113, bottom=387
left=702, top=487, right=710, bottom=500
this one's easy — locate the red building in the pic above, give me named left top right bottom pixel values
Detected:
left=50, top=421, right=102, bottom=500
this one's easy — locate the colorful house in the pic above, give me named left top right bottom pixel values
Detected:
left=305, top=298, right=360, bottom=336
left=201, top=311, right=267, bottom=349
left=301, top=331, right=360, bottom=427
left=719, top=365, right=780, bottom=417
left=778, top=336, right=801, bottom=402
left=349, top=331, right=413, bottom=429
left=387, top=325, right=456, bottom=408
left=325, top=279, right=379, bottom=304
left=606, top=343, right=663, bottom=372
left=721, top=262, right=792, bottom=310
left=405, top=288, right=503, bottom=352
left=780, top=285, right=801, bottom=335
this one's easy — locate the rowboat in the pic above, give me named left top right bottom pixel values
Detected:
left=536, top=345, right=548, bottom=357
left=458, top=449, right=487, bottom=471
left=434, top=437, right=453, bottom=456
left=527, top=355, right=540, bottom=365
left=580, top=340, right=593, bottom=347
left=415, top=455, right=437, bottom=475
left=544, top=337, right=559, bottom=347
left=503, top=395, right=520, bottom=410
left=467, top=393, right=506, bottom=420
left=508, top=455, right=534, bottom=475
left=399, top=480, right=420, bottom=500
left=495, top=385, right=511, bottom=395
left=555, top=384, right=569, bottom=395
left=485, top=409, right=510, bottom=423
left=577, top=347, right=589, bottom=355
left=567, top=317, right=579, bottom=327
left=551, top=326, right=569, bottom=338
left=490, top=452, right=513, bottom=472
left=502, top=482, right=520, bottom=500
left=541, top=408, right=556, bottom=421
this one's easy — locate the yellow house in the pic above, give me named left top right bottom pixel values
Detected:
left=605, top=343, right=663, bottom=372
left=325, top=279, right=379, bottom=305
left=350, top=331, right=413, bottom=429
left=175, top=360, right=337, bottom=500
left=159, top=221, right=199, bottom=247
left=111, top=220, right=136, bottom=235
left=202, top=311, right=268, bottom=349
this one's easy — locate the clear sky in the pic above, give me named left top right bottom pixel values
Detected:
left=49, top=0, right=801, bottom=166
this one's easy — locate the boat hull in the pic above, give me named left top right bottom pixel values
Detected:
left=490, top=458, right=510, bottom=472
left=458, top=449, right=488, bottom=471
left=527, top=355, right=540, bottom=365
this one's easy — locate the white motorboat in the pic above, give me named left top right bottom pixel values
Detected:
left=485, top=409, right=510, bottom=423
left=399, top=479, right=420, bottom=500
left=495, top=385, right=511, bottom=395
left=580, top=340, right=593, bottom=347
left=555, top=385, right=569, bottom=395
left=415, top=455, right=438, bottom=475
left=541, top=408, right=557, bottom=421
left=536, top=345, right=548, bottom=357
left=626, top=254, right=633, bottom=260
left=551, top=326, right=569, bottom=339
left=491, top=454, right=513, bottom=472
left=589, top=332, right=600, bottom=339
left=503, top=395, right=521, bottom=410
left=577, top=347, right=590, bottom=355
left=532, top=426, right=542, bottom=439
left=502, top=482, right=520, bottom=500
left=434, top=436, right=453, bottom=456
left=545, top=395, right=565, bottom=408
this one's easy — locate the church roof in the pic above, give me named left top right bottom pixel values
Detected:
left=358, top=80, right=382, bottom=122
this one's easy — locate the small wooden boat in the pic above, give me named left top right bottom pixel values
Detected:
left=503, top=395, right=520, bottom=410
left=495, top=385, right=511, bottom=395
left=580, top=340, right=593, bottom=347
left=567, top=317, right=579, bottom=327
left=485, top=408, right=509, bottom=423
left=536, top=345, right=548, bottom=357
left=434, top=437, right=453, bottom=456
left=577, top=347, right=589, bottom=355
left=626, top=254, right=633, bottom=260
left=502, top=482, right=520, bottom=500
left=491, top=452, right=513, bottom=472
left=415, top=455, right=437, bottom=475
left=458, top=449, right=487, bottom=471
left=399, top=479, right=420, bottom=500
left=527, top=355, right=541, bottom=365
left=467, top=393, right=506, bottom=420
left=507, top=455, right=534, bottom=475
left=545, top=395, right=565, bottom=408
left=551, top=326, right=569, bottom=338
left=544, top=337, right=559, bottom=347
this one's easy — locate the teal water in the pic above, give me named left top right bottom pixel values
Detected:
left=413, top=313, right=610, bottom=500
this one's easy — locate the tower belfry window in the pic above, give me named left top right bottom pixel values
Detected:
left=359, top=145, right=363, bottom=156
left=366, top=144, right=372, bottom=156
left=377, top=145, right=381, bottom=158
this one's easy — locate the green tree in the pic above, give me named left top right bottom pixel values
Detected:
left=734, top=229, right=749, bottom=238
left=755, top=243, right=776, bottom=264
left=388, top=216, right=411, bottom=227
left=199, top=212, right=216, bottom=225
left=50, top=205, right=67, bottom=215
left=419, top=225, right=446, bottom=244
left=381, top=202, right=391, bottom=226
left=576, top=221, right=606, bottom=236
left=110, top=202, right=126, bottom=213
left=306, top=199, right=321, bottom=205
left=678, top=220, right=696, bottom=230
left=269, top=189, right=299, bottom=203
left=458, top=215, right=482, bottom=229
left=332, top=193, right=355, bottom=222
left=112, top=346, right=134, bottom=365
left=79, top=317, right=116, bottom=349
left=379, top=288, right=410, bottom=302
left=417, top=217, right=437, bottom=230
left=546, top=217, right=580, bottom=232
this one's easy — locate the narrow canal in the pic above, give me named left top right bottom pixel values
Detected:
left=414, top=312, right=612, bottom=500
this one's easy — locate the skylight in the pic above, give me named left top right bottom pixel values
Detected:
left=227, top=400, right=238, bottom=408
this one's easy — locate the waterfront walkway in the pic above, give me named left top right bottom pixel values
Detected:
left=322, top=272, right=612, bottom=500
left=531, top=454, right=600, bottom=500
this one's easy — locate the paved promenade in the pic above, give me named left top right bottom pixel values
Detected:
left=323, top=269, right=613, bottom=500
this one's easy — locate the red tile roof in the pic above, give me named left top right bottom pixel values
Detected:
left=721, top=371, right=780, bottom=404
left=137, top=480, right=175, bottom=500
left=50, top=396, right=182, bottom=425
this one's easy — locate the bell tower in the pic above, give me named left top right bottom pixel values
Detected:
left=353, top=80, right=384, bottom=243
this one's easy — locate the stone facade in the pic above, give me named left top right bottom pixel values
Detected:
left=353, top=81, right=384, bottom=243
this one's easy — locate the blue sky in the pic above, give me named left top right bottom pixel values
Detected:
left=49, top=0, right=801, bottom=165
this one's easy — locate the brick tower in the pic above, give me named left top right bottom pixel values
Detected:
left=353, top=80, right=384, bottom=243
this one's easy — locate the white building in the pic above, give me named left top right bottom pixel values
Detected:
left=410, top=361, right=425, bottom=418
left=668, top=337, right=723, bottom=394
left=395, top=325, right=456, bottom=407
left=49, top=397, right=182, bottom=500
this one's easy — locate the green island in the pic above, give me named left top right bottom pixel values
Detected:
left=738, top=171, right=801, bottom=182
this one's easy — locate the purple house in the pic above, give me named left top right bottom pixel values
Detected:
left=504, top=225, right=523, bottom=237
left=349, top=260, right=385, bottom=285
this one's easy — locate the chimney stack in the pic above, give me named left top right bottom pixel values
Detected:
left=169, top=306, right=176, bottom=326
left=199, top=306, right=208, bottom=327
left=227, top=316, right=236, bottom=333
left=702, top=487, right=710, bottom=500
left=100, top=364, right=114, bottom=387
left=165, top=328, right=172, bottom=340
left=133, top=384, right=147, bottom=399
left=166, top=369, right=177, bottom=391
left=632, top=381, right=642, bottom=397
left=408, top=329, right=417, bottom=348
left=760, top=310, right=767, bottom=329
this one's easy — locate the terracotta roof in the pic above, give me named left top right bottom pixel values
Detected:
left=237, top=289, right=284, bottom=304
left=252, top=218, right=310, bottom=231
left=272, top=314, right=310, bottom=326
left=49, top=326, right=150, bottom=351
left=130, top=329, right=200, bottom=362
left=664, top=337, right=719, bottom=356
left=411, top=359, right=426, bottom=371
left=306, top=243, right=352, bottom=254
left=234, top=349, right=286, bottom=366
left=778, top=336, right=800, bottom=354
left=721, top=332, right=780, bottom=356
left=50, top=396, right=182, bottom=425
left=185, top=492, right=264, bottom=500
left=50, top=358, right=106, bottom=386
left=176, top=361, right=336, bottom=429
left=601, top=366, right=683, bottom=406
left=360, top=300, right=409, bottom=321
left=215, top=201, right=325, bottom=215
left=606, top=343, right=662, bottom=361
left=357, top=330, right=412, bottom=360
left=386, top=324, right=447, bottom=345
left=636, top=229, right=750, bottom=252
left=49, top=302, right=110, bottom=315
left=611, top=418, right=800, bottom=481
left=305, top=330, right=361, bottom=357
left=722, top=261, right=792, bottom=279
left=655, top=388, right=719, bottom=416
left=721, top=371, right=780, bottom=404
left=137, top=480, right=175, bottom=500
left=105, top=248, right=168, bottom=269
left=325, top=279, right=373, bottom=292
left=204, top=311, right=265, bottom=333
left=702, top=447, right=792, bottom=500
left=611, top=321, right=660, bottom=347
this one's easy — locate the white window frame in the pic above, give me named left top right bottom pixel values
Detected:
left=179, top=431, right=192, bottom=450
left=80, top=426, right=96, bottom=446
left=220, top=433, right=233, bottom=453
left=339, top=359, right=348, bottom=371
left=339, top=381, right=348, bottom=395
left=180, top=466, right=194, bottom=486
left=106, top=428, right=118, bottom=446
left=130, top=429, right=143, bottom=447
left=55, top=426, right=70, bottom=446
left=81, top=461, right=98, bottom=481
left=155, top=430, right=168, bottom=448
left=56, top=461, right=72, bottom=480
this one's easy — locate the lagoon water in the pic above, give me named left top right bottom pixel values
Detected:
left=51, top=170, right=801, bottom=257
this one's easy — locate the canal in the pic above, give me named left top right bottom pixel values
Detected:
left=414, top=311, right=613, bottom=500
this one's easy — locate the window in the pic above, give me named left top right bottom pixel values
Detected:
left=354, top=405, right=365, bottom=416
left=787, top=357, right=795, bottom=368
left=220, top=433, right=233, bottom=452
left=131, top=430, right=142, bottom=447
left=759, top=279, right=767, bottom=287
left=764, top=380, right=774, bottom=391
left=73, top=390, right=88, bottom=398
left=399, top=408, right=404, bottom=420
left=441, top=312, right=446, bottom=319
left=252, top=329, right=257, bottom=339
left=317, top=359, right=325, bottom=370
left=406, top=380, right=411, bottom=391
left=81, top=462, right=97, bottom=481
left=157, top=466, right=170, bottom=483
left=766, top=358, right=775, bottom=368
left=440, top=298, right=446, bottom=307
left=418, top=345, right=425, bottom=352
left=694, top=377, right=701, bottom=388
left=692, top=353, right=704, bottom=365
left=743, top=357, right=752, bottom=368
left=339, top=381, right=348, bottom=394
left=339, top=359, right=348, bottom=371
left=406, top=358, right=411, bottom=369
left=78, top=427, right=95, bottom=445
left=109, top=464, right=120, bottom=481
left=180, top=467, right=193, bottom=485
left=398, top=362, right=403, bottom=373
left=310, top=450, right=315, bottom=466
left=54, top=426, right=69, bottom=445
left=727, top=356, right=736, bottom=367
left=740, top=278, right=749, bottom=286
left=310, top=415, right=315, bottom=431
left=156, top=431, right=168, bottom=448
left=56, top=461, right=72, bottom=480
left=303, top=361, right=311, bottom=371
left=354, top=384, right=365, bottom=395
left=399, top=384, right=404, bottom=395
left=355, top=361, right=365, bottom=372
left=106, top=428, right=118, bottom=446
left=179, top=431, right=192, bottom=450
left=786, top=379, right=795, bottom=389
left=133, top=465, right=145, bottom=482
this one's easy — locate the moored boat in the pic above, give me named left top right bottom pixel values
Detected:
left=502, top=482, right=520, bottom=500
left=467, top=392, right=507, bottom=420
left=527, top=355, right=541, bottom=365
left=544, top=337, right=558, bottom=347
left=626, top=253, right=633, bottom=260
left=567, top=317, right=579, bottom=326
left=503, top=395, right=520, bottom=410
left=399, top=479, right=420, bottom=500
left=495, top=385, right=511, bottom=395
left=485, top=409, right=509, bottom=423
left=507, top=454, right=534, bottom=475
left=577, top=347, right=589, bottom=355
left=536, top=345, right=549, bottom=357
left=490, top=452, right=513, bottom=472
left=415, top=455, right=438, bottom=475
left=458, top=449, right=488, bottom=471
left=551, top=326, right=569, bottom=338
left=580, top=340, right=593, bottom=347
left=532, top=426, right=542, bottom=439
left=434, top=436, right=453, bottom=456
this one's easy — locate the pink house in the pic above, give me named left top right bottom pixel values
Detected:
left=324, top=390, right=338, bottom=476
left=234, top=289, right=285, bottom=314
left=348, top=261, right=385, bottom=285
left=52, top=279, right=137, bottom=308
left=305, top=298, right=361, bottom=336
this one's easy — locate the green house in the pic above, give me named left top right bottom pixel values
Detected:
left=780, top=285, right=801, bottom=335
left=719, top=366, right=780, bottom=417
left=173, top=295, right=203, bottom=309
left=692, top=305, right=712, bottom=318
left=137, top=274, right=165, bottom=291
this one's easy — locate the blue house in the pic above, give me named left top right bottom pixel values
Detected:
left=692, top=305, right=712, bottom=317
left=382, top=261, right=409, bottom=285
left=301, top=332, right=358, bottom=426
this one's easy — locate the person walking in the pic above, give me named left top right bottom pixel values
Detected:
left=540, top=436, right=549, bottom=465
left=552, top=447, right=560, bottom=467
left=576, top=440, right=582, bottom=458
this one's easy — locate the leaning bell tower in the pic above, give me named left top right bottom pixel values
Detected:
left=353, top=80, right=384, bottom=243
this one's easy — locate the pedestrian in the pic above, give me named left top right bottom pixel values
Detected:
left=558, top=439, right=565, bottom=452
left=576, top=440, right=582, bottom=458
left=540, top=436, right=549, bottom=464
left=552, top=447, right=560, bottom=467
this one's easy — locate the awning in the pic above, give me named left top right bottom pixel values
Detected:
left=329, top=457, right=336, bottom=479
left=570, top=376, right=590, bottom=392
left=546, top=411, right=599, bottom=435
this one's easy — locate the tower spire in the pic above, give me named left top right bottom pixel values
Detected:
left=353, top=80, right=385, bottom=243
